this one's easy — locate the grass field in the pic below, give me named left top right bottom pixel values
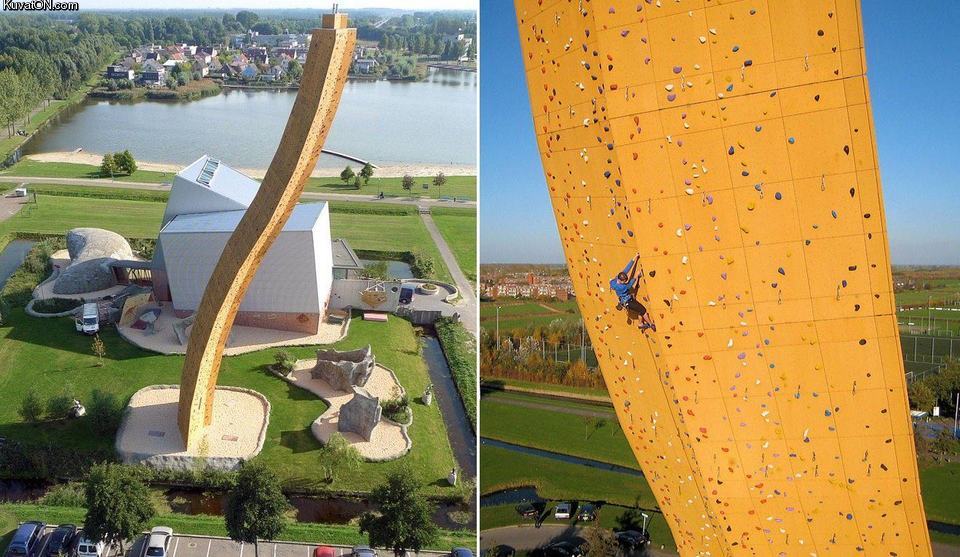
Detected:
left=0, top=308, right=459, bottom=496
left=0, top=192, right=454, bottom=283
left=430, top=207, right=476, bottom=282
left=479, top=300, right=583, bottom=333
left=1, top=160, right=174, bottom=184
left=895, top=280, right=960, bottom=306
left=480, top=391, right=635, bottom=469
left=305, top=175, right=476, bottom=200
left=0, top=503, right=474, bottom=551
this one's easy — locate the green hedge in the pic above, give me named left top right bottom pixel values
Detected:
left=327, top=201, right=416, bottom=216
left=19, top=184, right=169, bottom=203
left=1, top=237, right=65, bottom=306
left=435, top=318, right=477, bottom=431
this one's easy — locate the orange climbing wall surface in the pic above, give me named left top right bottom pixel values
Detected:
left=513, top=0, right=931, bottom=555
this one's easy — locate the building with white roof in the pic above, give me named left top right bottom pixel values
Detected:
left=151, top=156, right=338, bottom=334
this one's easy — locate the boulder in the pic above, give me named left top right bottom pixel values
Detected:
left=53, top=228, right=134, bottom=295
left=338, top=387, right=381, bottom=441
left=311, top=345, right=375, bottom=391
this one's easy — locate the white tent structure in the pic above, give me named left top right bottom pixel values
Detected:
left=153, top=156, right=333, bottom=334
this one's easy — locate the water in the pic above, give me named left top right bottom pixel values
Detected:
left=359, top=259, right=413, bottom=280
left=480, top=438, right=645, bottom=477
left=422, top=333, right=477, bottom=478
left=24, top=68, right=476, bottom=169
left=0, top=240, right=35, bottom=289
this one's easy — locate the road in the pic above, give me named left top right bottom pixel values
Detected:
left=15, top=526, right=454, bottom=557
left=418, top=212, right=477, bottom=336
left=480, top=525, right=674, bottom=556
left=0, top=176, right=476, bottom=209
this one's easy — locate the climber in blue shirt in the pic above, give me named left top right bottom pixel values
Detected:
left=611, top=255, right=656, bottom=332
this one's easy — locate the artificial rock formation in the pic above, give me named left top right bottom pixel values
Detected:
left=177, top=12, right=355, bottom=450
left=311, top=345, right=375, bottom=391
left=514, top=1, right=931, bottom=555
left=338, top=386, right=382, bottom=441
left=53, top=228, right=134, bottom=294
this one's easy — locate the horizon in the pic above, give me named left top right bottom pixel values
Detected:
left=64, top=1, right=476, bottom=10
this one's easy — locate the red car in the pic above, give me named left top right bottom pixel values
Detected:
left=313, top=547, right=336, bottom=557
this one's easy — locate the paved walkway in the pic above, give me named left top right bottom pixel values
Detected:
left=419, top=211, right=477, bottom=336
left=480, top=524, right=675, bottom=556
left=0, top=176, right=476, bottom=208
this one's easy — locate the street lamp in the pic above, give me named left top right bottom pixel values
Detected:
left=496, top=305, right=501, bottom=346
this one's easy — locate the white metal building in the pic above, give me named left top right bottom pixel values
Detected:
left=153, top=156, right=333, bottom=334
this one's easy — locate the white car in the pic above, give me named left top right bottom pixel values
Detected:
left=145, top=527, right=174, bottom=557
left=554, top=502, right=572, bottom=520
left=75, top=538, right=105, bottom=557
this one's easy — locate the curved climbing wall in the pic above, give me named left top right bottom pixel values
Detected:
left=513, top=0, right=931, bottom=555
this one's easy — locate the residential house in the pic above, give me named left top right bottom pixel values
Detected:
left=140, top=60, right=167, bottom=86
left=106, top=65, right=135, bottom=81
left=239, top=64, right=259, bottom=81
left=354, top=58, right=378, bottom=74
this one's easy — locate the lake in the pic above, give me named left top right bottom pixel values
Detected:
left=24, top=68, right=476, bottom=171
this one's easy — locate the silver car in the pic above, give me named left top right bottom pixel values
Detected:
left=145, top=527, right=174, bottom=557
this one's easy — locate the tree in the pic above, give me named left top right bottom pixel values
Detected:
left=88, top=390, right=123, bottom=435
left=18, top=390, right=43, bottom=423
left=909, top=380, right=936, bottom=412
left=235, top=10, right=260, bottom=30
left=432, top=171, right=447, bottom=196
left=99, top=154, right=116, bottom=178
left=353, top=175, right=362, bottom=190
left=225, top=461, right=287, bottom=557
left=360, top=162, right=374, bottom=185
left=316, top=432, right=361, bottom=483
left=583, top=525, right=619, bottom=557
left=358, top=465, right=439, bottom=555
left=287, top=60, right=303, bottom=81
left=340, top=165, right=355, bottom=184
left=83, top=463, right=155, bottom=551
left=91, top=334, right=107, bottom=366
left=114, top=150, right=137, bottom=175
left=401, top=174, right=415, bottom=192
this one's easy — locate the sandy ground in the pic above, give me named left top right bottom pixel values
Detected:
left=119, top=302, right=347, bottom=355
left=285, top=359, right=410, bottom=461
left=116, top=385, right=267, bottom=458
left=26, top=152, right=476, bottom=179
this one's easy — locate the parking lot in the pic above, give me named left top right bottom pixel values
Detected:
left=14, top=526, right=452, bottom=557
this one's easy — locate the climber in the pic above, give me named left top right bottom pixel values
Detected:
left=611, top=255, right=656, bottom=332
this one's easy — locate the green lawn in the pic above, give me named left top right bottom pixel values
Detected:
left=479, top=300, right=584, bottom=333
left=0, top=194, right=164, bottom=239
left=0, top=308, right=459, bottom=496
left=330, top=211, right=453, bottom=283
left=306, top=175, right=476, bottom=200
left=0, top=160, right=174, bottom=184
left=479, top=444, right=674, bottom=548
left=895, top=279, right=960, bottom=307
left=0, top=503, right=474, bottom=550
left=480, top=391, right=635, bottom=469
left=0, top=192, right=453, bottom=284
left=430, top=208, right=476, bottom=282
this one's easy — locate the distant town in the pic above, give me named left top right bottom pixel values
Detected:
left=479, top=264, right=574, bottom=300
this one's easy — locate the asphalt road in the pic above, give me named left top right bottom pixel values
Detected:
left=0, top=177, right=476, bottom=209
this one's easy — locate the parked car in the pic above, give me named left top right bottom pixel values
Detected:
left=451, top=549, right=474, bottom=557
left=74, top=537, right=105, bottom=557
left=576, top=503, right=597, bottom=522
left=145, top=527, right=174, bottom=557
left=75, top=302, right=99, bottom=335
left=614, top=529, right=650, bottom=550
left=7, top=521, right=46, bottom=557
left=313, top=547, right=336, bottom=557
left=45, top=524, right=77, bottom=557
left=553, top=501, right=573, bottom=520
left=515, top=501, right=539, bottom=519
left=399, top=286, right=414, bottom=305
left=539, top=541, right=584, bottom=557
left=351, top=547, right=377, bottom=557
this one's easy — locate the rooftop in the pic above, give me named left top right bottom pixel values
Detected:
left=160, top=202, right=327, bottom=235
left=331, top=238, right=363, bottom=270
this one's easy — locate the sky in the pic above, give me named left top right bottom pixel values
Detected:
left=479, top=1, right=960, bottom=265
left=79, top=1, right=476, bottom=10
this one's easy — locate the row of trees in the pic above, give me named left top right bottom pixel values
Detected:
left=339, top=162, right=375, bottom=188
left=80, top=460, right=440, bottom=556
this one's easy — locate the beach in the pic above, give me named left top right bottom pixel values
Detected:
left=26, top=151, right=476, bottom=179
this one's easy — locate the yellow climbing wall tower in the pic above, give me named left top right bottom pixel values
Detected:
left=513, top=0, right=931, bottom=555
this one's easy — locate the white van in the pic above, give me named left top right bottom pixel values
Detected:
left=13, top=187, right=27, bottom=198
left=75, top=303, right=99, bottom=335
left=75, top=537, right=105, bottom=557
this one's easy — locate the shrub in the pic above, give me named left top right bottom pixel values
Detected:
left=46, top=393, right=75, bottom=421
left=273, top=350, right=294, bottom=375
left=410, top=250, right=436, bottom=279
left=18, top=391, right=43, bottom=423
left=40, top=482, right=86, bottom=507
left=88, top=389, right=123, bottom=435
left=31, top=297, right=81, bottom=314
left=382, top=388, right=410, bottom=424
